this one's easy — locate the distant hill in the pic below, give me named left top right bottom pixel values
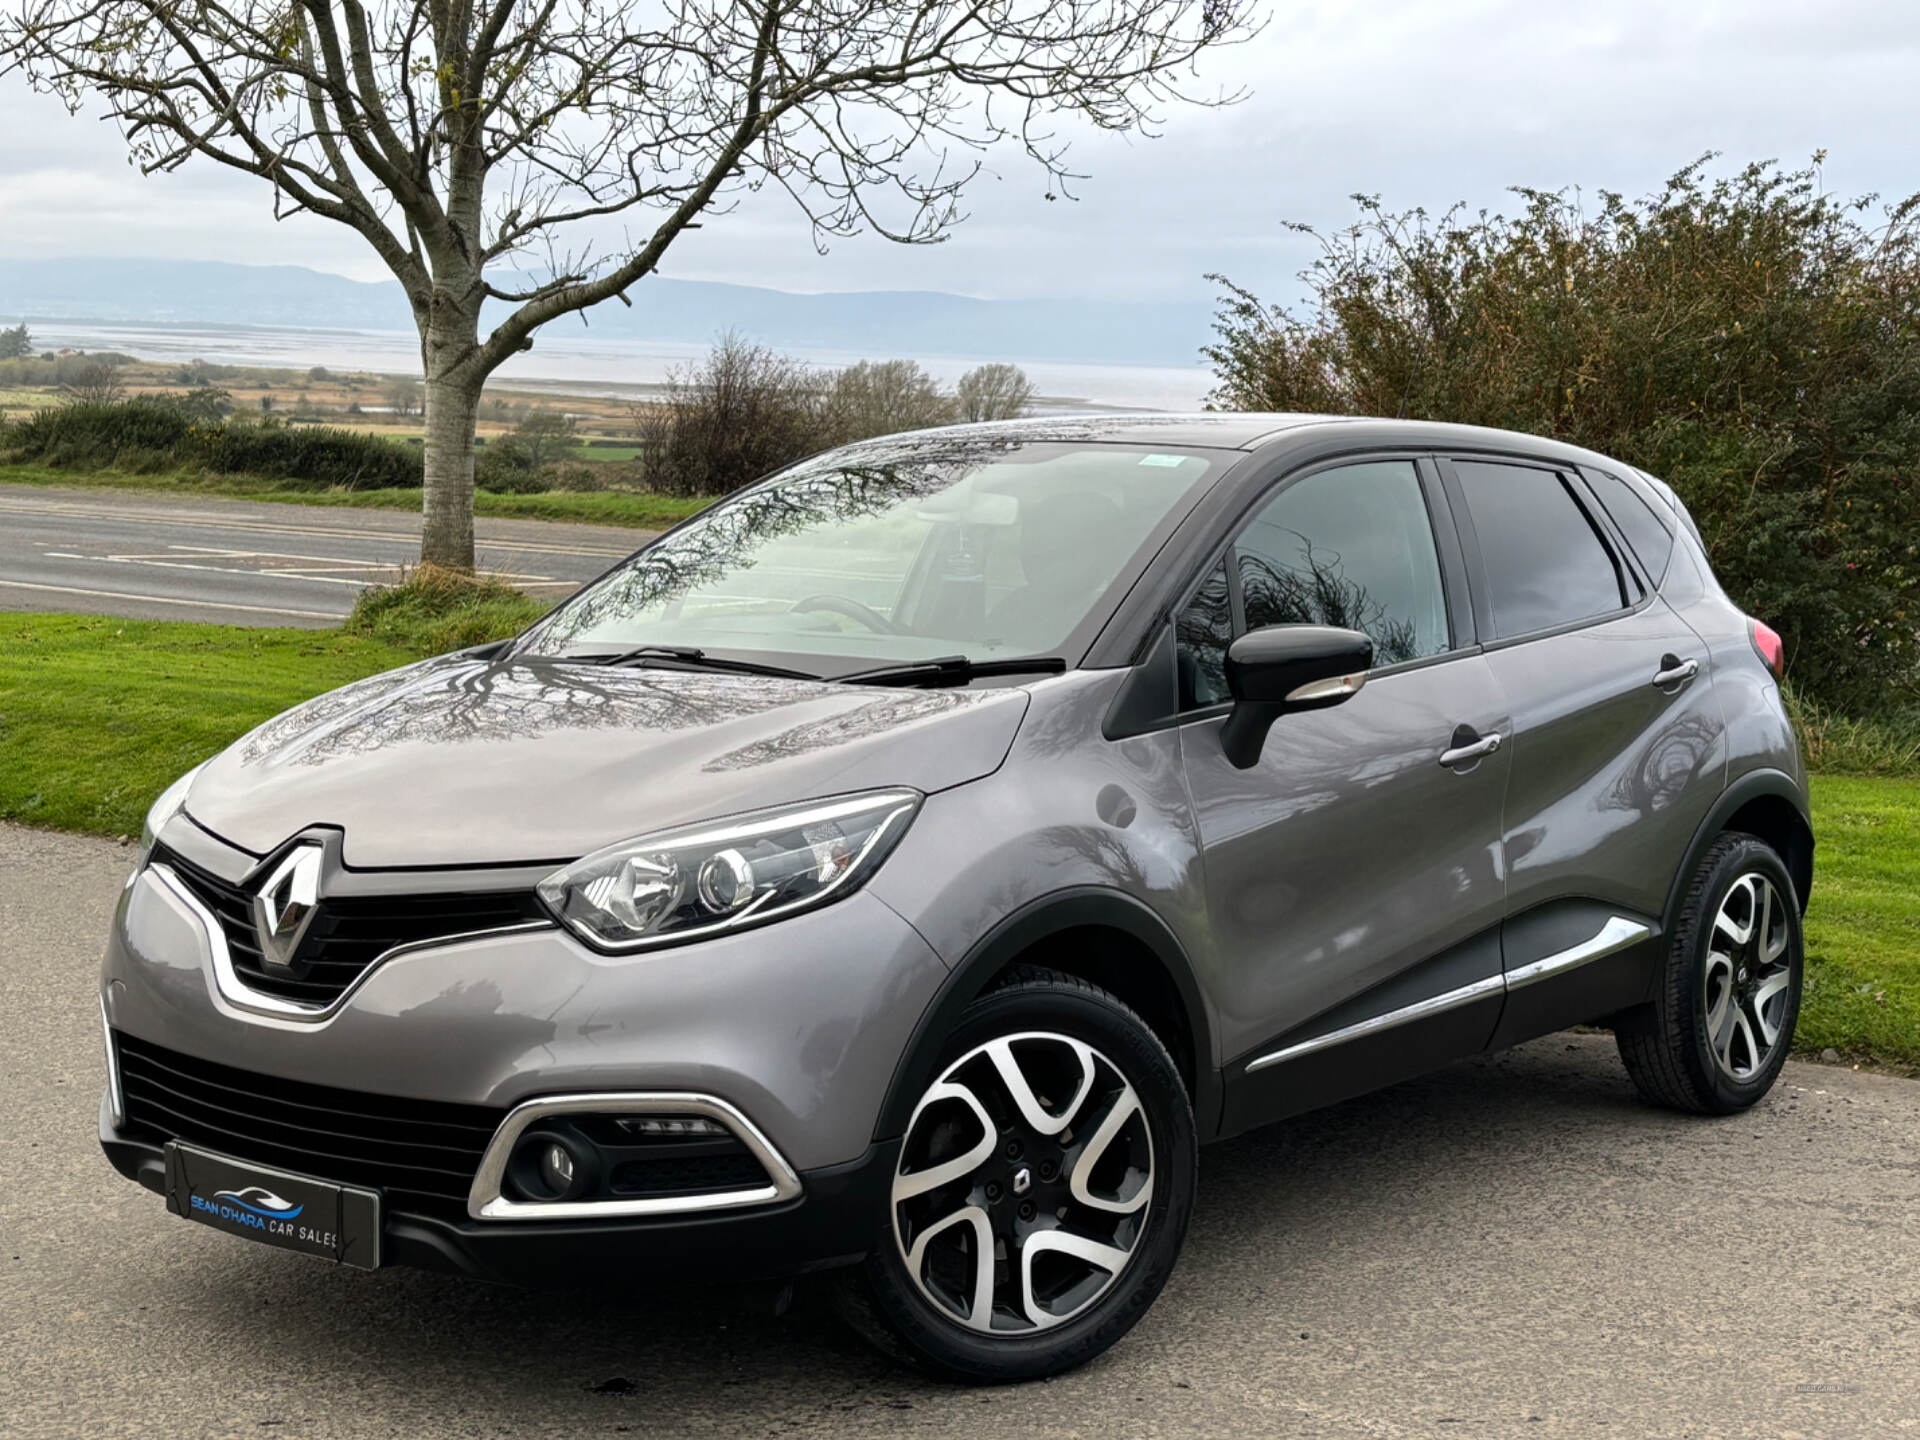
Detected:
left=0, top=258, right=1211, bottom=367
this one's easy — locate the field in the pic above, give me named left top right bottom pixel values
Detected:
left=0, top=605, right=1912, bottom=1070
left=0, top=460, right=708, bottom=529
left=0, top=352, right=651, bottom=446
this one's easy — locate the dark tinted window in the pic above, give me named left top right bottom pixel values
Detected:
left=1452, top=461, right=1626, bottom=638
left=1176, top=561, right=1233, bottom=708
left=1235, top=460, right=1450, bottom=666
left=1582, top=467, right=1674, bottom=584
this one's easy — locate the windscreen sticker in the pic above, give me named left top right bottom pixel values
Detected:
left=1138, top=454, right=1189, bottom=468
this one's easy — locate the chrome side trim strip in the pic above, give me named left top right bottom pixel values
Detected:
left=150, top=863, right=554, bottom=1024
left=1503, top=915, right=1652, bottom=991
left=1245, top=974, right=1506, bottom=1073
left=100, top=996, right=126, bottom=1129
left=1245, top=914, right=1654, bottom=1074
left=467, top=1092, right=805, bottom=1221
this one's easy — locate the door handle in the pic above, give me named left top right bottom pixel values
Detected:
left=1439, top=731, right=1503, bottom=769
left=1652, top=655, right=1700, bottom=688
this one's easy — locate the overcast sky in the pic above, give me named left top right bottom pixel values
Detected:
left=2, top=0, right=1916, bottom=306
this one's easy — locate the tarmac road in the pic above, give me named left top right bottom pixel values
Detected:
left=3, top=821, right=1917, bottom=1439
left=0, top=484, right=656, bottom=627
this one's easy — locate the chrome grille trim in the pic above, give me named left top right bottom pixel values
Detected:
left=150, top=862, right=555, bottom=1024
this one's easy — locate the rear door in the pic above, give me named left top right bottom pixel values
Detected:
left=1438, top=456, right=1727, bottom=1046
left=1175, top=456, right=1513, bottom=1132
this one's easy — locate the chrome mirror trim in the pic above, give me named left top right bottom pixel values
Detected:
left=467, top=1091, right=803, bottom=1221
left=1284, top=670, right=1368, bottom=705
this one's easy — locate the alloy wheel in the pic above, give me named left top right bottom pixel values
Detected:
left=1702, top=872, right=1793, bottom=1081
left=890, top=1031, right=1155, bottom=1335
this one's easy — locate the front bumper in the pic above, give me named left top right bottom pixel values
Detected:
left=101, top=824, right=945, bottom=1278
left=106, top=839, right=945, bottom=1174
left=101, top=1104, right=897, bottom=1286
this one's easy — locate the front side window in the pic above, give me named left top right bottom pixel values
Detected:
left=1174, top=459, right=1451, bottom=706
left=1235, top=460, right=1451, bottom=666
left=1176, top=561, right=1233, bottom=708
left=1451, top=461, right=1627, bottom=639
left=519, top=440, right=1223, bottom=670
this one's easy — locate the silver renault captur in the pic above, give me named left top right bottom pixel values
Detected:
left=102, top=414, right=1813, bottom=1381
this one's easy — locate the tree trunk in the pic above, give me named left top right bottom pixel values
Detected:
left=420, top=368, right=480, bottom=571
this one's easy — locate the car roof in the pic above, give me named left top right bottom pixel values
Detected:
left=842, top=413, right=1629, bottom=470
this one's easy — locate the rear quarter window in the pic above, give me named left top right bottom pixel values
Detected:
left=1581, top=466, right=1675, bottom=585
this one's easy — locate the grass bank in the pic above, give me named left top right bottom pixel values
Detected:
left=0, top=461, right=709, bottom=530
left=1799, top=775, right=1920, bottom=1072
left=1, top=604, right=1913, bottom=1070
left=0, top=612, right=418, bottom=835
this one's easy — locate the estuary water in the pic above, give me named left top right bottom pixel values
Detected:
left=25, top=321, right=1216, bottom=413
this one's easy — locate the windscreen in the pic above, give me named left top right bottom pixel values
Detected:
left=518, top=438, right=1224, bottom=670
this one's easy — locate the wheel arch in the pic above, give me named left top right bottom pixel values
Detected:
left=873, top=888, right=1221, bottom=1144
left=1666, top=768, right=1814, bottom=928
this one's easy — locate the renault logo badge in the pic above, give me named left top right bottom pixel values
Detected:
left=252, top=845, right=323, bottom=972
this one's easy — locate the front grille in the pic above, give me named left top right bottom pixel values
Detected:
left=115, top=1031, right=502, bottom=1219
left=151, top=842, right=548, bottom=1007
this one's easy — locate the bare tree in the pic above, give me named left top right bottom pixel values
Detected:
left=955, top=362, right=1036, bottom=421
left=383, top=375, right=423, bottom=417
left=63, top=355, right=124, bottom=404
left=2, top=0, right=1255, bottom=569
left=826, top=358, right=953, bottom=439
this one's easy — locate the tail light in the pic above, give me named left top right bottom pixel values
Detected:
left=1749, top=619, right=1785, bottom=678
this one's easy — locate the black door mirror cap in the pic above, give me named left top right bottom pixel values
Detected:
left=1221, top=624, right=1374, bottom=768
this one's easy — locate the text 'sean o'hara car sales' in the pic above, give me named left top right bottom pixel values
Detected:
left=101, top=414, right=1812, bottom=1382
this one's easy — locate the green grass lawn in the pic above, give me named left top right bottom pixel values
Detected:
left=0, top=612, right=417, bottom=836
left=0, top=461, right=709, bottom=530
left=1799, top=774, right=1920, bottom=1072
left=1, top=604, right=1914, bottom=1070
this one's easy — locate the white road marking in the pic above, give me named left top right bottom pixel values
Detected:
left=99, top=554, right=384, bottom=589
left=41, top=551, right=85, bottom=559
left=0, top=577, right=342, bottom=619
left=0, top=494, right=635, bottom=558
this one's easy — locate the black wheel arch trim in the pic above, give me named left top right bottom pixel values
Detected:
left=873, top=887, right=1222, bottom=1144
left=1666, top=767, right=1814, bottom=931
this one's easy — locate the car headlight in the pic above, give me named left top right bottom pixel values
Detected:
left=538, top=789, right=922, bottom=952
left=140, top=762, right=206, bottom=863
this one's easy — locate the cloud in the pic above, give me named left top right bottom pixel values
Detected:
left=2, top=0, right=1916, bottom=301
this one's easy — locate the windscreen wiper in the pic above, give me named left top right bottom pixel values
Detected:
left=836, top=654, right=1069, bottom=687
left=568, top=645, right=823, bottom=681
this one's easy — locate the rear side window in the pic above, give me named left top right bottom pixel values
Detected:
left=1451, top=461, right=1627, bottom=639
left=1582, top=467, right=1675, bottom=584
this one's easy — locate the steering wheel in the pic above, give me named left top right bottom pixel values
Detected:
left=789, top=593, right=902, bottom=635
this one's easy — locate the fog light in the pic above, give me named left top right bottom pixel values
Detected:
left=507, top=1128, right=595, bottom=1203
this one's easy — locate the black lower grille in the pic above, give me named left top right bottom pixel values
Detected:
left=609, top=1150, right=772, bottom=1198
left=115, top=1031, right=503, bottom=1219
left=151, top=843, right=547, bottom=1007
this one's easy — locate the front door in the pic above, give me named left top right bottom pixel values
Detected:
left=1172, top=457, right=1512, bottom=1134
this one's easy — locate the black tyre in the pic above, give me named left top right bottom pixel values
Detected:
left=841, top=967, right=1196, bottom=1382
left=1616, top=832, right=1804, bottom=1114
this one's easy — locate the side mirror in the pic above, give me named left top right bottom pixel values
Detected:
left=1220, top=624, right=1374, bottom=769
